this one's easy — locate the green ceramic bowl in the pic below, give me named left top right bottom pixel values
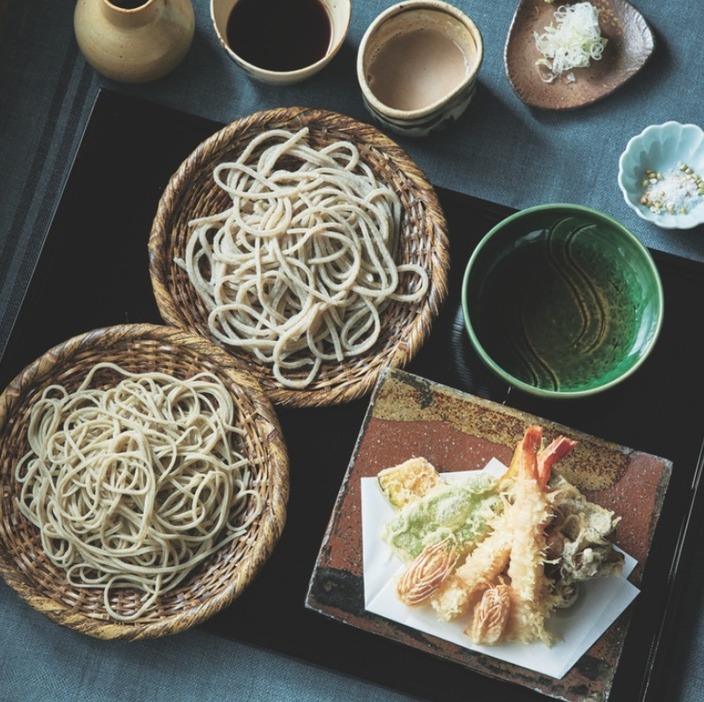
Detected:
left=461, top=204, right=664, bottom=398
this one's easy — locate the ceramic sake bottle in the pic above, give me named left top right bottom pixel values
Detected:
left=74, top=0, right=195, bottom=83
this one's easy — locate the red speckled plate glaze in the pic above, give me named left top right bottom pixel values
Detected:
left=306, top=368, right=671, bottom=702
left=504, top=0, right=655, bottom=110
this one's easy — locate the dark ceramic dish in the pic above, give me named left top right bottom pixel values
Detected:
left=3, top=89, right=704, bottom=702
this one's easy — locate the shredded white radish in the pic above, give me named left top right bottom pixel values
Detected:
left=534, top=3, right=608, bottom=83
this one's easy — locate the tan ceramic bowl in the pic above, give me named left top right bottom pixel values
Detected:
left=211, top=0, right=350, bottom=85
left=357, top=0, right=483, bottom=137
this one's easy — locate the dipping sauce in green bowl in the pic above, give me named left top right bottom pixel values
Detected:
left=461, top=204, right=664, bottom=398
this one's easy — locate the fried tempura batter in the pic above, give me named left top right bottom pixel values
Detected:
left=381, top=425, right=624, bottom=647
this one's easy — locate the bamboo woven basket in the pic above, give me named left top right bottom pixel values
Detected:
left=0, top=323, right=289, bottom=639
left=148, top=106, right=450, bottom=408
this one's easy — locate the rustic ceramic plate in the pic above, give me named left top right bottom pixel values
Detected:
left=306, top=367, right=672, bottom=702
left=504, top=0, right=655, bottom=110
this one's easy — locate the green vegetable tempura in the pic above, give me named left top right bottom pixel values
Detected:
left=383, top=473, right=501, bottom=561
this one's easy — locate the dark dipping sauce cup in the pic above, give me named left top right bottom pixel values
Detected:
left=210, top=0, right=350, bottom=85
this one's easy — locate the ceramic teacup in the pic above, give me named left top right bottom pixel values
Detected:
left=211, top=0, right=350, bottom=85
left=357, top=0, right=483, bottom=137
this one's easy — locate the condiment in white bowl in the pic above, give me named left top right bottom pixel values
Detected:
left=618, top=121, right=704, bottom=230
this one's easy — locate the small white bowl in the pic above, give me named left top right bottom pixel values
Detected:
left=357, top=0, right=483, bottom=137
left=618, top=121, right=704, bottom=230
left=211, top=0, right=350, bottom=85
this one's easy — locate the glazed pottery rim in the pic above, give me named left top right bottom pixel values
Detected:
left=210, top=0, right=351, bottom=82
left=356, top=0, right=483, bottom=121
left=461, top=203, right=665, bottom=399
left=105, top=0, right=158, bottom=11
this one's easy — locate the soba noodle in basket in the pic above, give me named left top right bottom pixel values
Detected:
left=14, top=362, right=260, bottom=622
left=176, top=127, right=429, bottom=389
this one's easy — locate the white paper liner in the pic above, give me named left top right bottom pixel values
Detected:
left=361, top=459, right=639, bottom=679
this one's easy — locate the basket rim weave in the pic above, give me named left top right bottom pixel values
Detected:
left=0, top=323, right=289, bottom=640
left=148, top=106, right=450, bottom=408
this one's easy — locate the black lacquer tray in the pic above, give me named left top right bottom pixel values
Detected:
left=1, top=88, right=702, bottom=702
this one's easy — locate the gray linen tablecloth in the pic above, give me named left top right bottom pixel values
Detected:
left=2, top=1, right=704, bottom=700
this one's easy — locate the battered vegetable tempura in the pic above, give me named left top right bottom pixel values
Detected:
left=382, top=464, right=500, bottom=562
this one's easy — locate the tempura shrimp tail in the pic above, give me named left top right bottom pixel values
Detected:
left=537, top=434, right=579, bottom=488
left=500, top=424, right=543, bottom=487
left=501, top=425, right=577, bottom=489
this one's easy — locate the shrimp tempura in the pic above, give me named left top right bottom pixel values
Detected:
left=457, top=426, right=577, bottom=645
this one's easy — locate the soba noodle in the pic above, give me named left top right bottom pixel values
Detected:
left=177, top=127, right=429, bottom=389
left=15, top=362, right=260, bottom=621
